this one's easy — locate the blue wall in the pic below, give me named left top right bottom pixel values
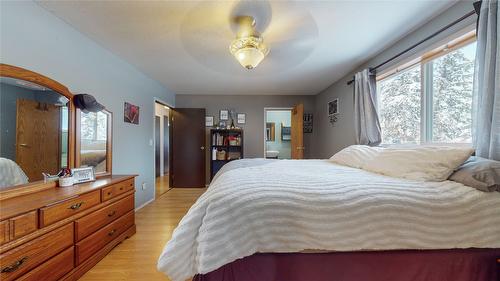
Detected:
left=0, top=1, right=176, bottom=208
left=0, top=83, right=36, bottom=160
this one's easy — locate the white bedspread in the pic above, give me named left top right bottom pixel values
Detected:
left=0, top=157, right=29, bottom=188
left=157, top=159, right=500, bottom=281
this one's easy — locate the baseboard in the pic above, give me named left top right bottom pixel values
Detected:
left=135, top=198, right=155, bottom=211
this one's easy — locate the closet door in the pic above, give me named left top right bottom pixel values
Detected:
left=170, top=108, right=206, bottom=188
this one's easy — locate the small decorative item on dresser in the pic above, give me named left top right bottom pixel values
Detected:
left=57, top=168, right=74, bottom=187
left=237, top=113, right=246, bottom=124
left=71, top=167, right=95, bottom=184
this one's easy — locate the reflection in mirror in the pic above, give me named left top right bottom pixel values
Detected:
left=78, top=110, right=111, bottom=174
left=0, top=77, right=69, bottom=187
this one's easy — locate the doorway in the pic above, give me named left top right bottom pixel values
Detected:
left=264, top=108, right=292, bottom=159
left=264, top=104, right=304, bottom=159
left=155, top=101, right=170, bottom=198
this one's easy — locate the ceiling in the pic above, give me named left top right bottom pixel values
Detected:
left=37, top=0, right=456, bottom=96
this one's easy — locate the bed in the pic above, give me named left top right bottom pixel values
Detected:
left=157, top=158, right=500, bottom=281
left=0, top=157, right=29, bottom=188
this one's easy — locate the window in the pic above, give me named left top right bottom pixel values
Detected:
left=377, top=31, right=476, bottom=144
left=378, top=65, right=421, bottom=144
left=81, top=111, right=107, bottom=141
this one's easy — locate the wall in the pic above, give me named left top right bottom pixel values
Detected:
left=0, top=1, right=176, bottom=208
left=265, top=110, right=292, bottom=159
left=176, top=94, right=315, bottom=183
left=312, top=1, right=477, bottom=158
left=0, top=83, right=36, bottom=159
left=176, top=94, right=315, bottom=158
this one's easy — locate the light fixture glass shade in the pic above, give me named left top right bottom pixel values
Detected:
left=230, top=36, right=269, bottom=69
left=233, top=47, right=265, bottom=69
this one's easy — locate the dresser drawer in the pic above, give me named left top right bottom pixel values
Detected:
left=0, top=223, right=73, bottom=281
left=10, top=211, right=38, bottom=241
left=39, top=190, right=100, bottom=227
left=75, top=194, right=134, bottom=241
left=0, top=220, right=9, bottom=245
left=101, top=179, right=134, bottom=201
left=76, top=211, right=134, bottom=265
left=0, top=211, right=38, bottom=245
left=17, top=246, right=74, bottom=281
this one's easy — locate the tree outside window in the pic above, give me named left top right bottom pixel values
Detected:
left=377, top=39, right=476, bottom=145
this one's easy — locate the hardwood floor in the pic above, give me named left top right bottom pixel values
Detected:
left=155, top=175, right=170, bottom=198
left=79, top=188, right=206, bottom=281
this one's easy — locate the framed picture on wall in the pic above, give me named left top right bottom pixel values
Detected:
left=124, top=102, right=140, bottom=124
left=328, top=99, right=339, bottom=115
left=205, top=116, right=214, bottom=127
left=303, top=113, right=313, bottom=133
left=237, top=113, right=246, bottom=124
left=220, top=110, right=229, bottom=120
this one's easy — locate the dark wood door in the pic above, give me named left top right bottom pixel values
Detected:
left=170, top=108, right=206, bottom=188
left=155, top=116, right=160, bottom=177
left=163, top=115, right=169, bottom=173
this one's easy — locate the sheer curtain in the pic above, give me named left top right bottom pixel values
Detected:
left=354, top=69, right=382, bottom=146
left=473, top=0, right=500, bottom=160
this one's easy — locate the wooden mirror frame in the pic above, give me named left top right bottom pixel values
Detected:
left=0, top=64, right=76, bottom=198
left=75, top=109, right=113, bottom=177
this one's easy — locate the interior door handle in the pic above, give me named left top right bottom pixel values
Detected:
left=19, top=143, right=29, bottom=147
left=200, top=146, right=205, bottom=150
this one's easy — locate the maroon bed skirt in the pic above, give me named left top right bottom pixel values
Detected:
left=193, top=249, right=500, bottom=281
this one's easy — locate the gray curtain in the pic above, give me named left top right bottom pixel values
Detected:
left=354, top=69, right=382, bottom=146
left=473, top=0, right=500, bottom=160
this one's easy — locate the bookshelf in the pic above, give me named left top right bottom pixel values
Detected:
left=210, top=129, right=244, bottom=180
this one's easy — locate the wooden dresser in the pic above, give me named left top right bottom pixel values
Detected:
left=0, top=175, right=136, bottom=281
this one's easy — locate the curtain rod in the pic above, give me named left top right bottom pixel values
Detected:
left=347, top=9, right=477, bottom=85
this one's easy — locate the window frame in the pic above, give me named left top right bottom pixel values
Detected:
left=376, top=29, right=476, bottom=145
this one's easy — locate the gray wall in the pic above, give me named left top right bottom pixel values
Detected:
left=176, top=95, right=316, bottom=183
left=312, top=1, right=477, bottom=158
left=0, top=1, right=176, bottom=208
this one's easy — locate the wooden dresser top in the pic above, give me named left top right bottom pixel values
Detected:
left=0, top=175, right=136, bottom=221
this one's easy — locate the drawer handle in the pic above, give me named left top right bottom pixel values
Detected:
left=108, top=229, right=116, bottom=236
left=68, top=202, right=84, bottom=210
left=107, top=192, right=112, bottom=196
left=1, top=256, right=28, bottom=273
left=119, top=187, right=124, bottom=191
left=107, top=211, right=116, bottom=217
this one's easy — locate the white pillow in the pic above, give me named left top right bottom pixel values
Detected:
left=329, top=145, right=383, bottom=169
left=363, top=146, right=474, bottom=181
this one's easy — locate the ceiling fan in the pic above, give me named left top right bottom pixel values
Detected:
left=180, top=0, right=318, bottom=73
left=229, top=15, right=269, bottom=69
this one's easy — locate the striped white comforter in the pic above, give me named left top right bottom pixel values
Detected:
left=157, top=159, right=500, bottom=281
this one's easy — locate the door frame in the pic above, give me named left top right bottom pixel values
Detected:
left=153, top=98, right=173, bottom=199
left=263, top=107, right=293, bottom=158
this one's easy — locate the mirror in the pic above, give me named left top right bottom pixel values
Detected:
left=0, top=76, right=70, bottom=187
left=76, top=109, right=112, bottom=175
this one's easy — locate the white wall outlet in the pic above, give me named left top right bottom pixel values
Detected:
left=142, top=182, right=147, bottom=190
